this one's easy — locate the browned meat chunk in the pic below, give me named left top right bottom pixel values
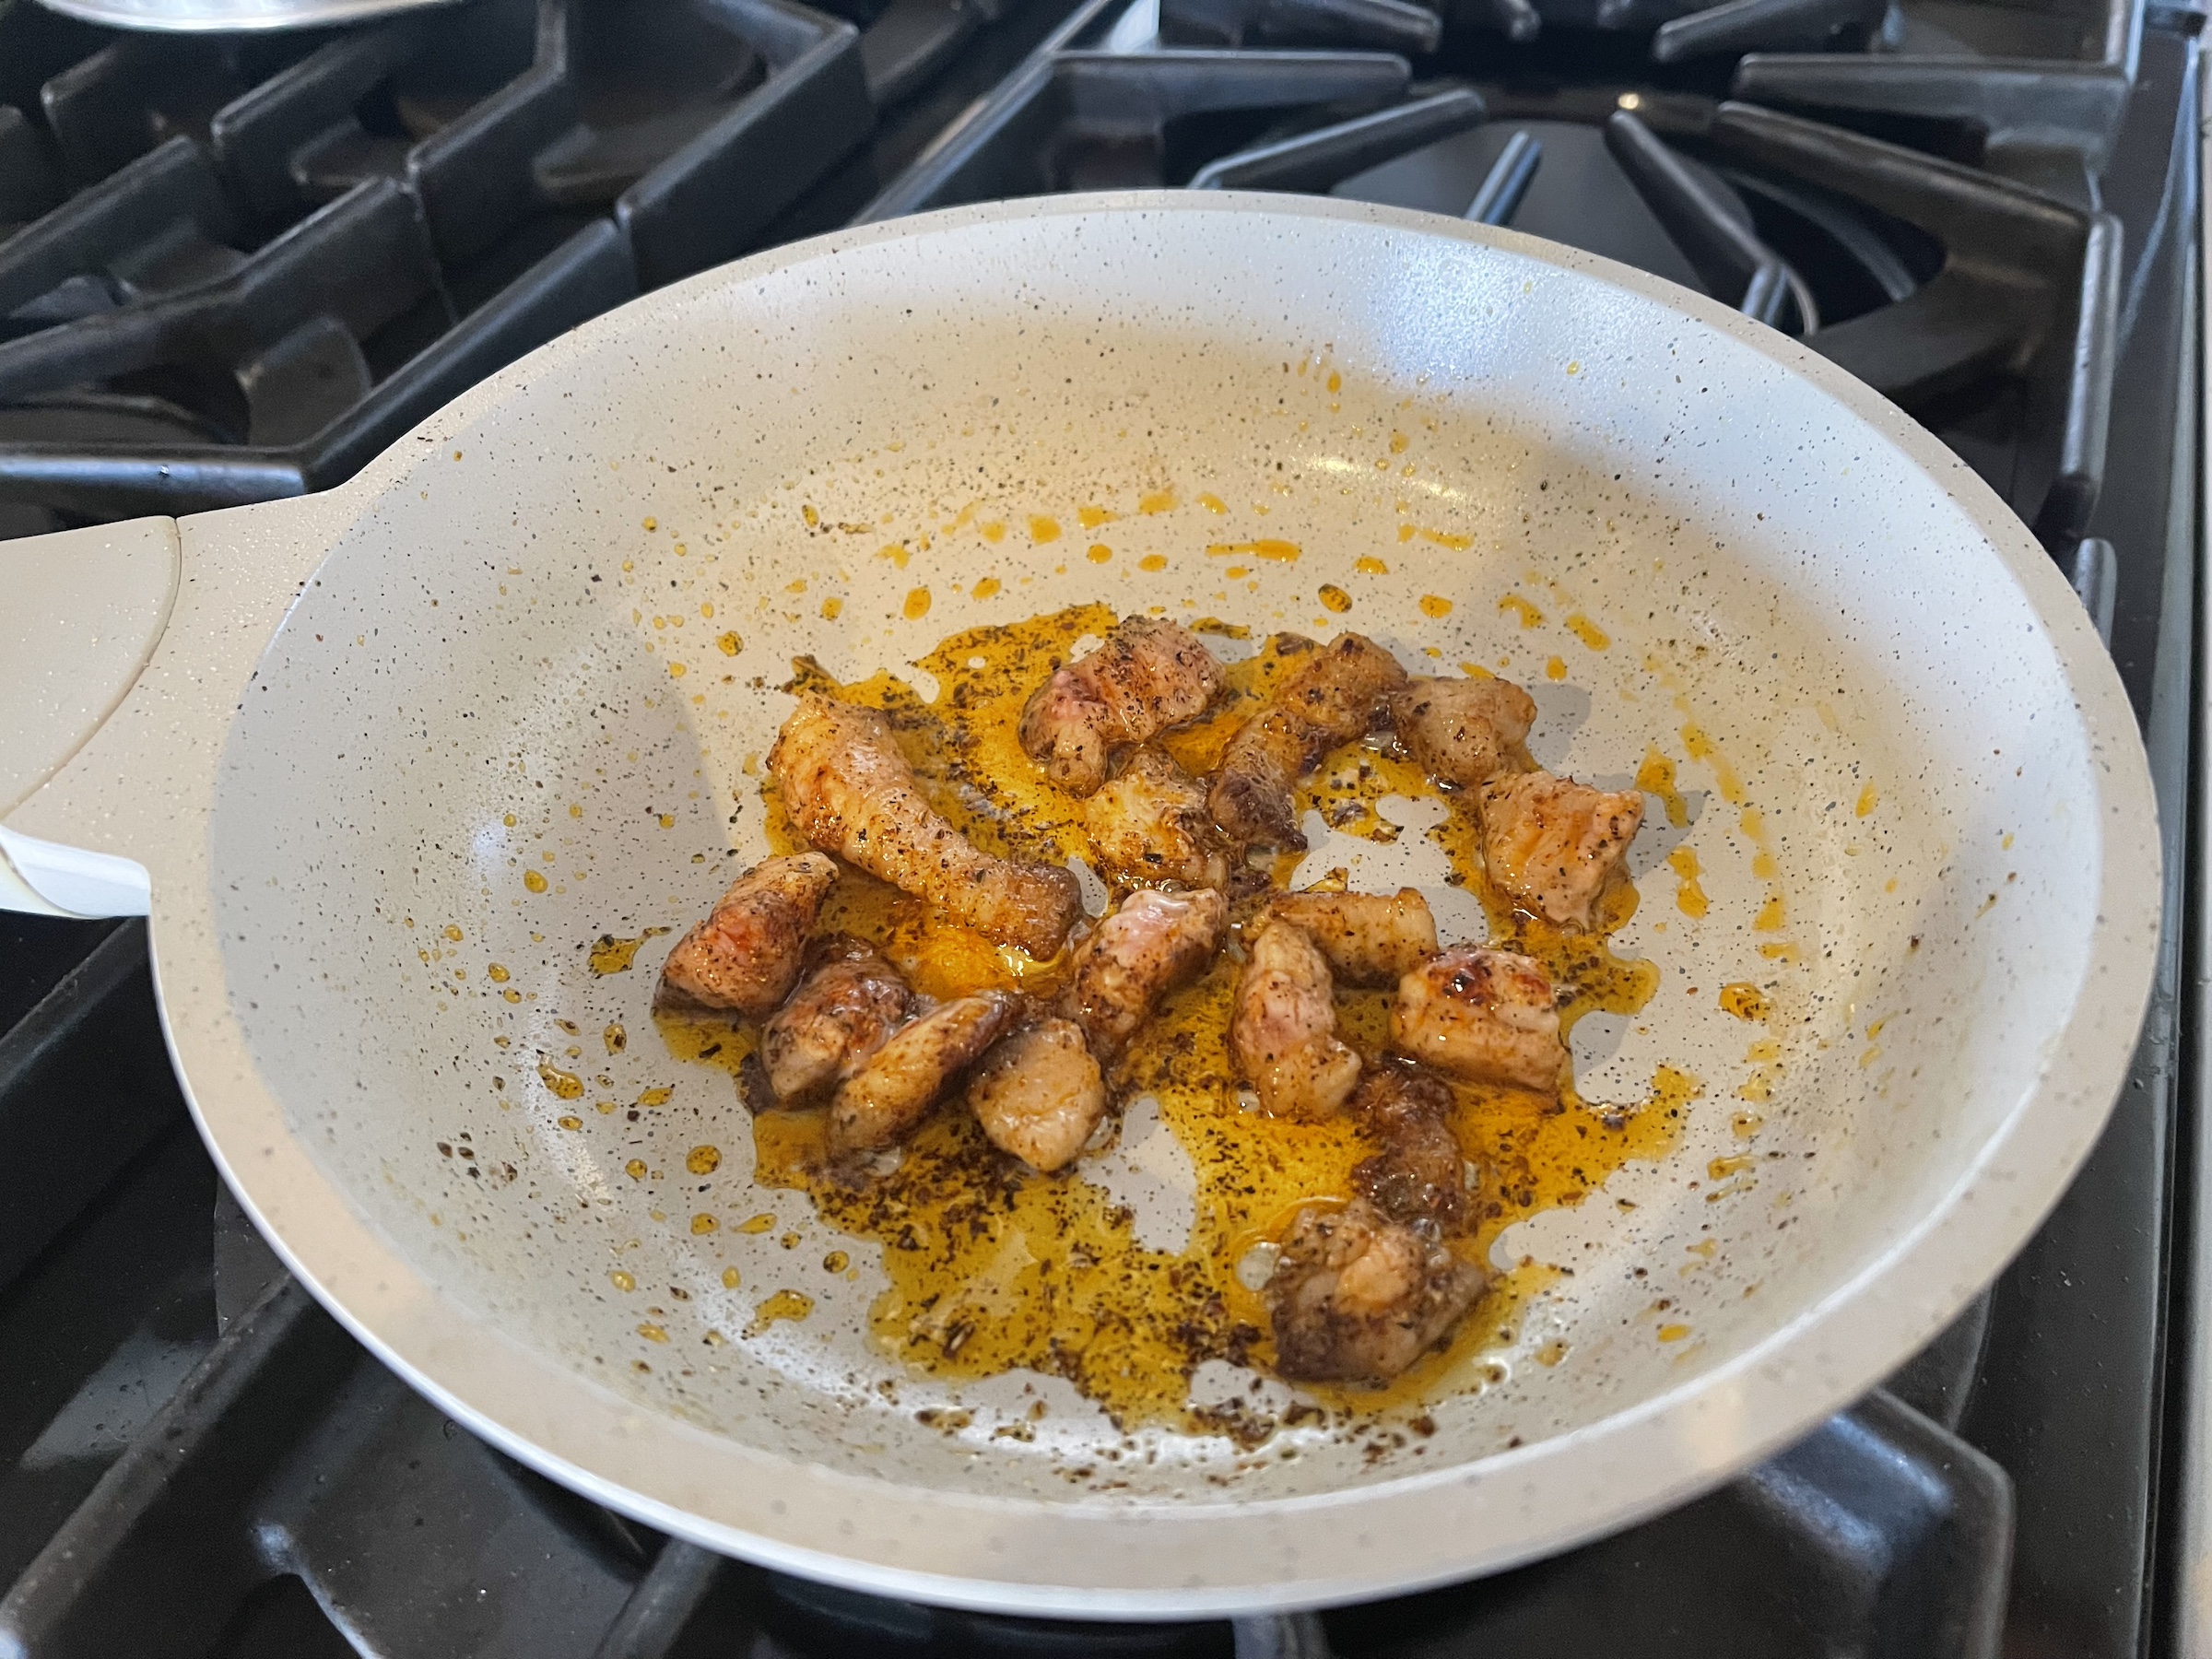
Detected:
left=770, top=694, right=1082, bottom=959
left=1085, top=747, right=1230, bottom=890
left=828, top=991, right=1019, bottom=1157
left=1018, top=617, right=1227, bottom=794
left=967, top=1018, right=1110, bottom=1172
left=1348, top=1062, right=1468, bottom=1233
left=656, top=853, right=837, bottom=1017
left=1230, top=919, right=1361, bottom=1120
left=1265, top=888, right=1438, bottom=987
left=1058, top=887, right=1228, bottom=1062
left=1390, top=674, right=1536, bottom=788
left=1477, top=771, right=1644, bottom=930
left=1208, top=633, right=1409, bottom=850
left=1266, top=1198, right=1488, bottom=1384
left=760, top=935, right=912, bottom=1104
left=1391, top=946, right=1566, bottom=1094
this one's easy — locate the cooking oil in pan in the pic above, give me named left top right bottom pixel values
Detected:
left=654, top=607, right=1690, bottom=1431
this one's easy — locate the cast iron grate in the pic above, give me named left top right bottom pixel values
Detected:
left=0, top=1176, right=2013, bottom=1658
left=1430, top=0, right=2141, bottom=179
left=0, top=0, right=1070, bottom=535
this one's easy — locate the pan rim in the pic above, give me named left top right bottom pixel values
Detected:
left=152, top=189, right=2161, bottom=1616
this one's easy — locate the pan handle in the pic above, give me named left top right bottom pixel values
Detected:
left=1, top=518, right=182, bottom=917
left=1, top=496, right=335, bottom=917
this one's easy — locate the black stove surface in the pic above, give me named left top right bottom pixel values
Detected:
left=0, top=0, right=2199, bottom=1650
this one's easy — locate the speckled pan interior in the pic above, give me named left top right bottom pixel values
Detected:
left=102, top=196, right=2158, bottom=1611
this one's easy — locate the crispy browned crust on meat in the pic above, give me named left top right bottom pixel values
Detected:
left=769, top=694, right=1082, bottom=959
left=1389, top=675, right=1536, bottom=789
left=760, top=935, right=912, bottom=1104
left=1018, top=617, right=1226, bottom=794
left=1391, top=946, right=1566, bottom=1094
left=967, top=1017, right=1110, bottom=1172
left=1348, top=1061, right=1467, bottom=1233
left=1476, top=770, right=1644, bottom=931
left=1057, top=888, right=1228, bottom=1062
left=1265, top=1198, right=1488, bottom=1383
left=1085, top=747, right=1230, bottom=890
left=1208, top=633, right=1409, bottom=850
left=828, top=991, right=1020, bottom=1157
left=1264, top=888, right=1438, bottom=988
left=656, top=853, right=838, bottom=1017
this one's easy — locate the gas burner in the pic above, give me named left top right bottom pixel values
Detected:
left=1431, top=0, right=2141, bottom=178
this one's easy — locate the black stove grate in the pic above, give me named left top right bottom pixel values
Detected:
left=0, top=0, right=1060, bottom=535
left=0, top=1173, right=2016, bottom=1658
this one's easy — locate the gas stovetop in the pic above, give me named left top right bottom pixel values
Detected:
left=0, top=0, right=2199, bottom=1649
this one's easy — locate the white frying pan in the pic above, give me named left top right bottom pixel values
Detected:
left=0, top=194, right=2160, bottom=1617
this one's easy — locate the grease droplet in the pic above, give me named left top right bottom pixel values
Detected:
left=1635, top=749, right=1689, bottom=829
left=590, top=929, right=670, bottom=975
left=1564, top=613, right=1610, bottom=650
left=1719, top=982, right=1771, bottom=1020
left=747, top=1290, right=814, bottom=1335
left=1499, top=594, right=1543, bottom=628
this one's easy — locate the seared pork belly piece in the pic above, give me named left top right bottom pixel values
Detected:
left=657, top=853, right=838, bottom=1017
left=968, top=1017, right=1110, bottom=1172
left=1477, top=771, right=1644, bottom=931
left=1391, top=946, right=1566, bottom=1094
left=1265, top=888, right=1438, bottom=988
left=760, top=935, right=912, bottom=1104
left=1085, top=747, right=1230, bottom=890
left=1230, top=920, right=1361, bottom=1120
left=828, top=991, right=1019, bottom=1157
left=1058, top=887, right=1228, bottom=1062
left=1349, top=1061, right=1467, bottom=1233
left=770, top=693, right=1082, bottom=959
left=1018, top=617, right=1226, bottom=794
left=1266, top=1198, right=1488, bottom=1384
left=1208, top=633, right=1409, bottom=851
left=1390, top=674, right=1536, bottom=789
